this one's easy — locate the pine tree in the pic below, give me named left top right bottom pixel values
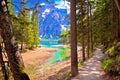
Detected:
left=0, top=0, right=30, bottom=79
left=80, top=0, right=86, bottom=61
left=70, top=0, right=78, bottom=77
left=17, top=0, right=35, bottom=50
left=31, top=9, right=39, bottom=48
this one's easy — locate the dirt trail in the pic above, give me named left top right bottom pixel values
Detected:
left=72, top=49, right=105, bottom=80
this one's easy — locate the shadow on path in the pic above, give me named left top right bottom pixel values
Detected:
left=72, top=49, right=105, bottom=80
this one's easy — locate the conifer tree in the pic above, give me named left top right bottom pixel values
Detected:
left=0, top=0, right=30, bottom=79
left=31, top=9, right=39, bottom=48
left=70, top=0, right=78, bottom=77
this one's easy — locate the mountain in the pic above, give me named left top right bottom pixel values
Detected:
left=39, top=4, right=70, bottom=40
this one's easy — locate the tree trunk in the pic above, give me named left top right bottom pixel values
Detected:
left=113, top=1, right=120, bottom=41
left=20, top=41, right=23, bottom=52
left=70, top=0, right=78, bottom=77
left=0, top=44, right=8, bottom=80
left=115, top=4, right=120, bottom=40
left=0, top=0, right=30, bottom=80
left=118, top=12, right=120, bottom=40
left=114, top=0, right=120, bottom=12
left=81, top=0, right=86, bottom=61
left=87, top=0, right=90, bottom=58
left=89, top=3, right=93, bottom=54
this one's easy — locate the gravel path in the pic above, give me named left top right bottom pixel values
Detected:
left=72, top=49, right=105, bottom=80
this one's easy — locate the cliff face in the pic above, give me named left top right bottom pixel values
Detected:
left=39, top=4, right=70, bottom=40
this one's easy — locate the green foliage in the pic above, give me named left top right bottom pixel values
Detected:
left=101, top=58, right=114, bottom=72
left=31, top=9, right=40, bottom=48
left=102, top=42, right=120, bottom=75
left=7, top=0, right=40, bottom=50
left=92, top=0, right=120, bottom=49
left=102, top=56, right=120, bottom=74
left=107, top=46, right=116, bottom=57
left=25, top=23, right=35, bottom=49
left=60, top=28, right=70, bottom=44
left=110, top=60, right=120, bottom=73
left=8, top=0, right=15, bottom=15
left=106, top=42, right=120, bottom=57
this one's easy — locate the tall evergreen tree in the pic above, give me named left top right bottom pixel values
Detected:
left=89, top=1, right=93, bottom=55
left=31, top=8, right=39, bottom=48
left=70, top=0, right=78, bottom=77
left=81, top=0, right=86, bottom=61
left=86, top=0, right=90, bottom=58
left=18, top=0, right=35, bottom=49
left=0, top=0, right=30, bottom=79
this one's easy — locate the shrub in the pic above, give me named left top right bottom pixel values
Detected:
left=109, top=60, right=120, bottom=75
left=101, top=58, right=114, bottom=72
left=101, top=55, right=120, bottom=75
left=106, top=42, right=120, bottom=57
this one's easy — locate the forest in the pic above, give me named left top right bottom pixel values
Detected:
left=0, top=0, right=120, bottom=80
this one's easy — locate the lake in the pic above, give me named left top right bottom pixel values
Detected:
left=40, top=40, right=70, bottom=63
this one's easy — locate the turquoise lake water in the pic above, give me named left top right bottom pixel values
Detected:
left=40, top=40, right=70, bottom=63
left=51, top=48, right=70, bottom=64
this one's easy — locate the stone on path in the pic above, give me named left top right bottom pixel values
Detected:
left=72, top=49, right=105, bottom=80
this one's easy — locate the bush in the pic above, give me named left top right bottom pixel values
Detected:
left=109, top=60, right=120, bottom=75
left=101, top=55, right=120, bottom=75
left=101, top=58, right=114, bottom=72
left=106, top=42, right=120, bottom=57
